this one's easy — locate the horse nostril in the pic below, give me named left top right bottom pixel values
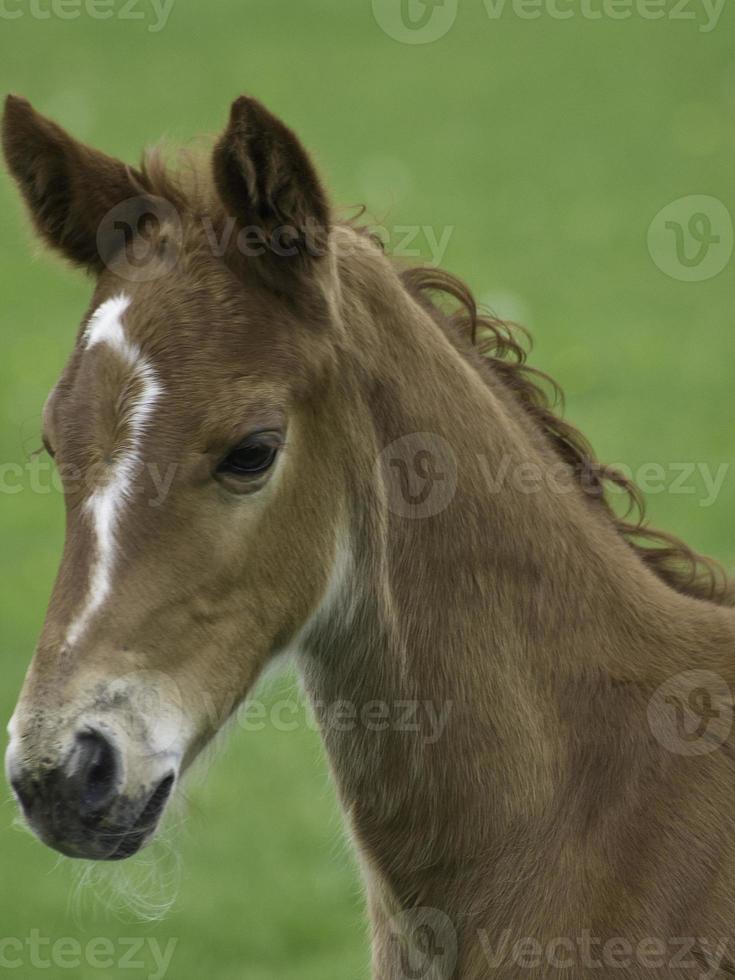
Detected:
left=69, top=730, right=120, bottom=815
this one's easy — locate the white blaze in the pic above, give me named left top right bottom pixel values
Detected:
left=65, top=295, right=163, bottom=647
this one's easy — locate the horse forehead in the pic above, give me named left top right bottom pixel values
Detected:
left=76, top=290, right=300, bottom=421
left=84, top=289, right=243, bottom=373
left=76, top=293, right=164, bottom=437
left=84, top=293, right=134, bottom=352
left=78, top=293, right=152, bottom=399
left=83, top=292, right=162, bottom=365
left=78, top=293, right=246, bottom=431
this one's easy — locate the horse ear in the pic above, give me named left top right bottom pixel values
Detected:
left=2, top=95, right=142, bottom=271
left=212, top=96, right=331, bottom=290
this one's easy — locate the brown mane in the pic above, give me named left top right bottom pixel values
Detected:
left=400, top=265, right=733, bottom=607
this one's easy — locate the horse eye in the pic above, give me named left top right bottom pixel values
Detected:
left=218, top=438, right=279, bottom=477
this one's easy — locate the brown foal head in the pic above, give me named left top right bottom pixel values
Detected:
left=6, top=92, right=727, bottom=870
left=2, top=94, right=347, bottom=860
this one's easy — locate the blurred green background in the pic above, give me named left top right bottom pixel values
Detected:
left=1, top=1, right=734, bottom=977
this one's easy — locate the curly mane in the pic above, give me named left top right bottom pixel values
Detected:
left=400, top=266, right=733, bottom=607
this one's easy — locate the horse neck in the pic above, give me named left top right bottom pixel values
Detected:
left=297, top=247, right=735, bottom=901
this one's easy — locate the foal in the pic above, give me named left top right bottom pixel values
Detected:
left=3, top=94, right=735, bottom=978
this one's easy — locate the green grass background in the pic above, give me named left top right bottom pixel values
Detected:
left=1, top=1, right=734, bottom=977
